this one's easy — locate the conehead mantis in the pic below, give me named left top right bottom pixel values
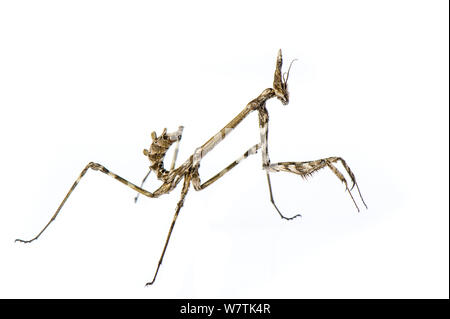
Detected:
left=16, top=50, right=367, bottom=286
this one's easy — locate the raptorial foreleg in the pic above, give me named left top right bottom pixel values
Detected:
left=266, top=157, right=367, bottom=212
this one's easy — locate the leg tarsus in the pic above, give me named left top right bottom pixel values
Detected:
left=266, top=172, right=302, bottom=220
left=145, top=279, right=156, bottom=287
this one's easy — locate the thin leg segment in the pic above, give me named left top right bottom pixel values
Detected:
left=258, top=106, right=299, bottom=219
left=134, top=169, right=152, bottom=203
left=191, top=144, right=260, bottom=191
left=267, top=157, right=367, bottom=212
left=266, top=172, right=302, bottom=220
left=169, top=131, right=182, bottom=171
left=146, top=174, right=191, bottom=286
left=15, top=162, right=157, bottom=244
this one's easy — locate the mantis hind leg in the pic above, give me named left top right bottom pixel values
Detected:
left=15, top=162, right=157, bottom=244
left=146, top=175, right=191, bottom=286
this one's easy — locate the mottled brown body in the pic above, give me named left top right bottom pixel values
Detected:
left=16, top=50, right=367, bottom=286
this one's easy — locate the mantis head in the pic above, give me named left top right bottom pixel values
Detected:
left=273, top=49, right=297, bottom=105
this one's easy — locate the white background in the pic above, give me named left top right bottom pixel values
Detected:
left=0, top=0, right=448, bottom=298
